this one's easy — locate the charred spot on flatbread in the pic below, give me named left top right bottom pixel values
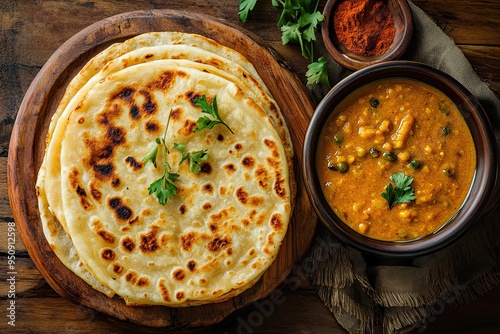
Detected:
left=172, top=268, right=186, bottom=281
left=139, top=226, right=160, bottom=254
left=207, top=236, right=231, bottom=253
left=125, top=156, right=143, bottom=170
left=100, top=248, right=116, bottom=261
left=107, top=197, right=133, bottom=222
left=121, top=236, right=136, bottom=253
left=241, top=156, right=255, bottom=169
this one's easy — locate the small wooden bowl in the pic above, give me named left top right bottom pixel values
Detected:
left=322, top=0, right=413, bottom=71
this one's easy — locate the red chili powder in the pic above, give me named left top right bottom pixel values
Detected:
left=333, top=0, right=396, bottom=56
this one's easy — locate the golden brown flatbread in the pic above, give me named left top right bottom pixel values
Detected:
left=36, top=32, right=294, bottom=306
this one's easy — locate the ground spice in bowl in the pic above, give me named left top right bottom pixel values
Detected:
left=334, top=0, right=396, bottom=56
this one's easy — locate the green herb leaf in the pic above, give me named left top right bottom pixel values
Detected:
left=173, top=142, right=186, bottom=152
left=275, top=0, right=301, bottom=28
left=299, top=10, right=323, bottom=42
left=166, top=170, right=180, bottom=183
left=173, top=143, right=190, bottom=165
left=238, top=0, right=328, bottom=86
left=147, top=176, right=172, bottom=206
left=189, top=149, right=209, bottom=173
left=142, top=144, right=159, bottom=168
left=276, top=0, right=322, bottom=60
left=142, top=110, right=180, bottom=205
left=175, top=145, right=209, bottom=174
left=281, top=21, right=304, bottom=50
left=195, top=116, right=216, bottom=131
left=238, top=0, right=258, bottom=22
left=306, top=56, right=330, bottom=88
left=381, top=172, right=417, bottom=209
left=194, top=95, right=234, bottom=134
left=381, top=182, right=395, bottom=207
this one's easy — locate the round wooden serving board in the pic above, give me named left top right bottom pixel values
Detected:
left=7, top=9, right=318, bottom=328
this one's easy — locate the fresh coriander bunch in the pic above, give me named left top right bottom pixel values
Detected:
left=238, top=0, right=330, bottom=88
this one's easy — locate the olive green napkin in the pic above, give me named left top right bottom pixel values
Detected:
left=304, top=2, right=500, bottom=333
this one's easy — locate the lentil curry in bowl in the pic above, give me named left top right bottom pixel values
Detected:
left=303, top=61, right=498, bottom=258
left=318, top=78, right=476, bottom=241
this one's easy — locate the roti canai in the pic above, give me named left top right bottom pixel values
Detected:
left=36, top=32, right=294, bottom=306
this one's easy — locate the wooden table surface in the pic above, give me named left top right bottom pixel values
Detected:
left=1, top=0, right=499, bottom=333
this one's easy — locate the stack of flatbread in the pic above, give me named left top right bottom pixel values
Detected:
left=36, top=32, right=294, bottom=306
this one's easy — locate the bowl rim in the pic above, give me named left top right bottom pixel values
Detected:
left=303, top=60, right=498, bottom=259
left=322, top=0, right=414, bottom=71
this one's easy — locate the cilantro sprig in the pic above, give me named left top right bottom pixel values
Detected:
left=147, top=169, right=179, bottom=206
left=239, top=0, right=330, bottom=88
left=276, top=0, right=323, bottom=61
left=143, top=117, right=179, bottom=205
left=194, top=95, right=234, bottom=134
left=142, top=95, right=232, bottom=205
left=305, top=56, right=329, bottom=87
left=381, top=172, right=417, bottom=209
left=174, top=143, right=209, bottom=174
left=239, top=0, right=258, bottom=22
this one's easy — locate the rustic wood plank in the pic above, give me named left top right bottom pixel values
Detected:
left=0, top=157, right=11, bottom=219
left=0, top=222, right=27, bottom=255
left=426, top=284, right=500, bottom=333
left=0, top=287, right=343, bottom=334
left=411, top=0, right=500, bottom=94
left=1, top=1, right=499, bottom=333
left=461, top=45, right=500, bottom=95
left=413, top=0, right=500, bottom=46
left=0, top=157, right=28, bottom=254
left=0, top=256, right=45, bottom=295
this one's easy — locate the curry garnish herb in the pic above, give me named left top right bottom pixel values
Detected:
left=381, top=172, right=417, bottom=209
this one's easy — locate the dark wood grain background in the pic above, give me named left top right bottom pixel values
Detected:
left=1, top=0, right=499, bottom=333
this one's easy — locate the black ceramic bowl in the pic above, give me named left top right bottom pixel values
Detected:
left=303, top=61, right=498, bottom=259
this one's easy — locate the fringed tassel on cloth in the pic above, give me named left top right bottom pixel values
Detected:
left=304, top=205, right=500, bottom=334
left=383, top=306, right=430, bottom=334
left=318, top=286, right=374, bottom=334
left=303, top=227, right=356, bottom=289
left=304, top=225, right=376, bottom=333
left=382, top=266, right=500, bottom=334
